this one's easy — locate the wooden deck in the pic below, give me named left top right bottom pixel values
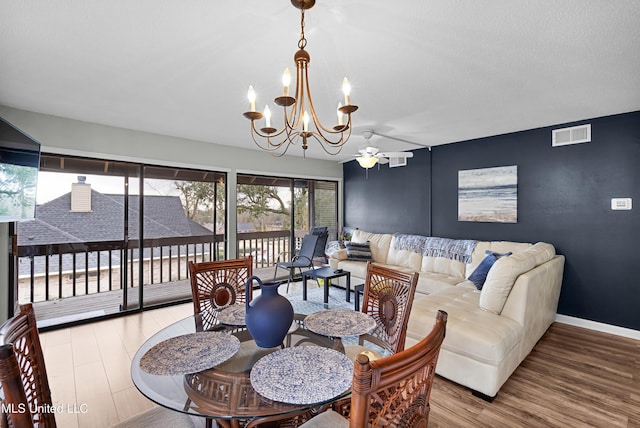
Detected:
left=33, top=266, right=285, bottom=329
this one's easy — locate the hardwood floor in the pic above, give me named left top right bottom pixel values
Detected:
left=429, top=323, right=640, bottom=428
left=39, top=304, right=639, bottom=428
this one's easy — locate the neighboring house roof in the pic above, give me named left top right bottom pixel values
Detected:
left=188, top=219, right=213, bottom=236
left=18, top=218, right=82, bottom=246
left=17, top=190, right=211, bottom=246
left=17, top=189, right=215, bottom=276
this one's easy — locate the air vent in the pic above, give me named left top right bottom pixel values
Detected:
left=388, top=157, right=408, bottom=168
left=552, top=124, right=591, bottom=147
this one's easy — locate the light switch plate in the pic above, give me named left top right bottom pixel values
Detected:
left=611, top=198, right=632, bottom=210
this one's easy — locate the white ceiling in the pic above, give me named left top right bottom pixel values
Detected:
left=1, top=0, right=639, bottom=162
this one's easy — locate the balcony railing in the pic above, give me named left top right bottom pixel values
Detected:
left=17, top=230, right=298, bottom=306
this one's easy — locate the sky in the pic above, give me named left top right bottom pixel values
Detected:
left=35, top=171, right=294, bottom=209
left=36, top=171, right=179, bottom=204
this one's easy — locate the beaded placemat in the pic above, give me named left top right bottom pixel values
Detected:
left=250, top=346, right=353, bottom=404
left=140, top=331, right=240, bottom=375
left=218, top=304, right=246, bottom=326
left=304, top=309, right=376, bottom=337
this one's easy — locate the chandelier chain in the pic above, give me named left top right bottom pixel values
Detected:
left=298, top=8, right=307, bottom=50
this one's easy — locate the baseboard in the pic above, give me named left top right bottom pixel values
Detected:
left=555, top=314, right=640, bottom=340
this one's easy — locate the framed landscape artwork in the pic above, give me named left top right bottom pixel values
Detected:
left=458, top=165, right=517, bottom=223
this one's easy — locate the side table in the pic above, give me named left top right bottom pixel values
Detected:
left=302, top=267, right=351, bottom=305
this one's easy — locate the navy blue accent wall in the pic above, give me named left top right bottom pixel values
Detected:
left=344, top=147, right=431, bottom=235
left=344, top=111, right=640, bottom=330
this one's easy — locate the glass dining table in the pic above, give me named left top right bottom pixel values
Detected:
left=131, top=311, right=364, bottom=428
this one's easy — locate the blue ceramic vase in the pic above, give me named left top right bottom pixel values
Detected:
left=245, top=276, right=294, bottom=348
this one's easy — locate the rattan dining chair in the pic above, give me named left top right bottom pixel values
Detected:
left=345, top=262, right=419, bottom=361
left=188, top=256, right=253, bottom=331
left=0, top=304, right=195, bottom=428
left=299, top=310, right=448, bottom=428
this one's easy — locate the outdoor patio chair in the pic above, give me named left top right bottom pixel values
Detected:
left=188, top=257, right=253, bottom=331
left=0, top=304, right=195, bottom=428
left=273, top=233, right=319, bottom=292
left=311, top=227, right=329, bottom=263
left=299, top=310, right=448, bottom=427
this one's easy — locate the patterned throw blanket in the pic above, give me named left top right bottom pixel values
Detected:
left=392, top=233, right=477, bottom=263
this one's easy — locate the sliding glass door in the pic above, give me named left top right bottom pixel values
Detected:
left=236, top=174, right=338, bottom=276
left=15, top=153, right=226, bottom=326
left=138, top=166, right=226, bottom=309
left=17, top=155, right=140, bottom=325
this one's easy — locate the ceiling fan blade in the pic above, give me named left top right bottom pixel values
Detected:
left=359, top=146, right=380, bottom=156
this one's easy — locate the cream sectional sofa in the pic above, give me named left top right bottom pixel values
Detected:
left=329, top=229, right=565, bottom=398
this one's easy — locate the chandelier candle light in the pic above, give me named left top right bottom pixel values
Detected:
left=243, top=0, right=358, bottom=156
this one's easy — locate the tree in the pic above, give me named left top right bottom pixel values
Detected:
left=174, top=181, right=216, bottom=219
left=176, top=180, right=310, bottom=232
left=292, top=187, right=308, bottom=231
left=237, top=185, right=288, bottom=217
left=0, top=164, right=37, bottom=218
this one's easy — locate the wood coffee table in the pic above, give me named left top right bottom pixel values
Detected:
left=302, top=267, right=351, bottom=305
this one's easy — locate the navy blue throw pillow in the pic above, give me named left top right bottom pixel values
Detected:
left=468, top=250, right=513, bottom=290
left=468, top=253, right=498, bottom=290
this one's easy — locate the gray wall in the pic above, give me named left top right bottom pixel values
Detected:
left=0, top=107, right=343, bottom=178
left=345, top=111, right=640, bottom=331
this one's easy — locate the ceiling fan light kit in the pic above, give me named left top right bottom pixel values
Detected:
left=353, top=130, right=417, bottom=171
left=356, top=156, right=379, bottom=169
left=243, top=0, right=358, bottom=157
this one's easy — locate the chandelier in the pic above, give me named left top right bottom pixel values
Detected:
left=243, top=0, right=358, bottom=157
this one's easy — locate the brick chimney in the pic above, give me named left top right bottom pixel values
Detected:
left=70, top=176, right=92, bottom=212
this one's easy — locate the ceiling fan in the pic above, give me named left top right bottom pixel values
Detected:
left=354, top=130, right=414, bottom=169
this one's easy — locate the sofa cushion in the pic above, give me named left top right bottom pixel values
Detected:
left=421, top=238, right=476, bottom=278
left=408, top=288, right=522, bottom=364
left=386, top=235, right=423, bottom=271
left=332, top=259, right=368, bottom=280
left=416, top=271, right=465, bottom=295
left=421, top=255, right=467, bottom=278
left=480, top=242, right=556, bottom=314
left=330, top=260, right=418, bottom=285
left=345, top=241, right=373, bottom=261
left=351, top=230, right=393, bottom=264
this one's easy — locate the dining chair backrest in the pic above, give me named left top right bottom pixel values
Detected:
left=0, top=303, right=56, bottom=428
left=349, top=310, right=448, bottom=427
left=298, top=311, right=448, bottom=428
left=0, top=307, right=196, bottom=428
left=0, top=344, right=34, bottom=427
left=360, top=262, right=419, bottom=355
left=188, top=257, right=253, bottom=331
